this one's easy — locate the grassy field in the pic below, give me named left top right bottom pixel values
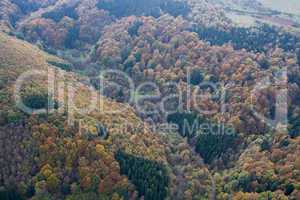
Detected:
left=259, top=0, right=300, bottom=15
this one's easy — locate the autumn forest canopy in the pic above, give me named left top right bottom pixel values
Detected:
left=1, top=0, right=300, bottom=199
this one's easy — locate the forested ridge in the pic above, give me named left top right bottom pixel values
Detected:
left=97, top=0, right=190, bottom=18
left=1, top=0, right=300, bottom=199
left=192, top=24, right=300, bottom=53
left=0, top=32, right=173, bottom=200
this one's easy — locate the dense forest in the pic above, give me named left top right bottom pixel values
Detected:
left=115, top=151, right=169, bottom=200
left=97, top=0, right=190, bottom=18
left=42, top=4, right=79, bottom=23
left=1, top=0, right=300, bottom=199
left=167, top=112, right=238, bottom=164
left=11, top=0, right=40, bottom=15
left=192, top=24, right=300, bottom=53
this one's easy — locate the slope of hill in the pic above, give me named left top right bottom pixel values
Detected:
left=12, top=0, right=231, bottom=52
left=214, top=0, right=300, bottom=29
left=0, top=32, right=165, bottom=199
left=0, top=0, right=58, bottom=31
left=91, top=15, right=300, bottom=198
left=259, top=0, right=300, bottom=15
left=1, top=0, right=300, bottom=199
left=0, top=31, right=214, bottom=199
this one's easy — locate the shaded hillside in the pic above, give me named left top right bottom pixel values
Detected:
left=16, top=0, right=232, bottom=51
left=214, top=132, right=300, bottom=199
left=93, top=15, right=290, bottom=134
left=0, top=0, right=58, bottom=30
left=0, top=31, right=213, bottom=199
left=96, top=0, right=190, bottom=18
left=92, top=16, right=300, bottom=198
left=1, top=0, right=300, bottom=199
left=191, top=24, right=300, bottom=53
left=16, top=0, right=190, bottom=50
left=0, top=32, right=171, bottom=199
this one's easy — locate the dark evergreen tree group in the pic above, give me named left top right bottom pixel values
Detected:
left=0, top=189, right=23, bottom=200
left=64, top=25, right=80, bottom=49
left=42, top=4, right=79, bottom=23
left=97, top=0, right=190, bottom=18
left=192, top=24, right=300, bottom=53
left=11, top=0, right=40, bottom=15
left=9, top=0, right=40, bottom=26
left=195, top=129, right=237, bottom=164
left=168, top=112, right=237, bottom=164
left=288, top=109, right=300, bottom=138
left=115, top=151, right=169, bottom=200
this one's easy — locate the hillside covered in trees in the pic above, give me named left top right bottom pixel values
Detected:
left=1, top=0, right=300, bottom=199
